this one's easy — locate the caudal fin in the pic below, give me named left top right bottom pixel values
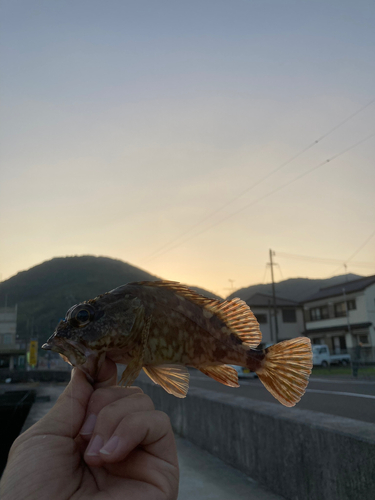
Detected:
left=256, top=337, right=312, bottom=407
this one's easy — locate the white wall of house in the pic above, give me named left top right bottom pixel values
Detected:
left=305, top=293, right=364, bottom=327
left=251, top=307, right=304, bottom=345
left=304, top=285, right=374, bottom=348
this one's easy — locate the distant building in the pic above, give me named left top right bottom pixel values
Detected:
left=245, top=293, right=305, bottom=346
left=303, top=275, right=375, bottom=357
left=0, top=306, right=26, bottom=369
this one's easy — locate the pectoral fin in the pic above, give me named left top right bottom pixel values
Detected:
left=119, top=360, right=142, bottom=387
left=199, top=364, right=239, bottom=387
left=143, top=364, right=190, bottom=398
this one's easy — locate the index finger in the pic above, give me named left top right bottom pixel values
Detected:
left=79, top=386, right=145, bottom=438
left=93, top=358, right=118, bottom=389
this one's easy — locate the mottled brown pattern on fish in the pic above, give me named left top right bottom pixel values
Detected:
left=126, top=282, right=253, bottom=368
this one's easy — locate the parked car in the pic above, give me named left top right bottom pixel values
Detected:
left=312, top=344, right=351, bottom=367
left=231, top=365, right=258, bottom=379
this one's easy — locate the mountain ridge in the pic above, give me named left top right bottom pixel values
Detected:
left=227, top=273, right=362, bottom=303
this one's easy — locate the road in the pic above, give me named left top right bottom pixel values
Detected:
left=187, top=370, right=375, bottom=424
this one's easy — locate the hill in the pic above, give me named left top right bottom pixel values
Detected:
left=227, top=273, right=362, bottom=302
left=0, top=256, right=221, bottom=343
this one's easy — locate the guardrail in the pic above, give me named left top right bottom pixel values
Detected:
left=136, top=378, right=375, bottom=500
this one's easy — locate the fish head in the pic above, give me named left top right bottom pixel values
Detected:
left=42, top=290, right=143, bottom=381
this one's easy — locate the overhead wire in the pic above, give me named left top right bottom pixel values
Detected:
left=276, top=251, right=375, bottom=268
left=144, top=132, right=375, bottom=262
left=275, top=229, right=375, bottom=301
left=143, top=98, right=375, bottom=261
left=275, top=263, right=284, bottom=281
left=329, top=229, right=375, bottom=276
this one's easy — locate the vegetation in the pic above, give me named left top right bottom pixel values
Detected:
left=312, top=366, right=375, bottom=377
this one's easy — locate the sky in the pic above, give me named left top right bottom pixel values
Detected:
left=1, top=0, right=375, bottom=296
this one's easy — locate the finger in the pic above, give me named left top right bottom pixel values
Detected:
left=100, top=410, right=177, bottom=466
left=84, top=393, right=155, bottom=466
left=93, top=357, right=118, bottom=389
left=26, top=367, right=93, bottom=439
left=79, top=386, right=144, bottom=439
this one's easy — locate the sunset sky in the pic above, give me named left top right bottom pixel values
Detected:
left=1, top=0, right=374, bottom=296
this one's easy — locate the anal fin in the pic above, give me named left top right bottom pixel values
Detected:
left=143, top=364, right=190, bottom=398
left=199, top=364, right=239, bottom=388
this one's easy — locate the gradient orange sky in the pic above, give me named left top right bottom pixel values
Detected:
left=1, top=1, right=374, bottom=296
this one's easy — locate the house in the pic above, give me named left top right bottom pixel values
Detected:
left=0, top=306, right=26, bottom=369
left=303, top=275, right=375, bottom=358
left=245, top=293, right=305, bottom=346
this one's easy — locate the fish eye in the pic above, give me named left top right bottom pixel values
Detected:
left=76, top=309, right=90, bottom=324
left=69, top=305, right=95, bottom=327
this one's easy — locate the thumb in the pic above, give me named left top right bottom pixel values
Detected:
left=29, top=358, right=118, bottom=438
left=31, top=367, right=93, bottom=438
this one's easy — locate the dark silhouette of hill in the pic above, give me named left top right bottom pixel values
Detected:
left=0, top=256, right=221, bottom=343
left=227, top=273, right=362, bottom=302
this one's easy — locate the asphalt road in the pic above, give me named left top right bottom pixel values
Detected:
left=188, top=370, right=375, bottom=424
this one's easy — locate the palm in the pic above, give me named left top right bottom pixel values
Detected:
left=16, top=431, right=177, bottom=500
left=75, top=435, right=177, bottom=500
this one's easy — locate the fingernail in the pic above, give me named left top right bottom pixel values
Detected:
left=100, top=436, right=120, bottom=455
left=86, top=435, right=103, bottom=456
left=80, top=414, right=97, bottom=436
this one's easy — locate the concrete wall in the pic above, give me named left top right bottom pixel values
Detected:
left=137, top=379, right=375, bottom=500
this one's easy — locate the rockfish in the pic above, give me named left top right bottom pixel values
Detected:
left=42, top=280, right=312, bottom=407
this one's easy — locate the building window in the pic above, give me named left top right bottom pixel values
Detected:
left=358, top=334, right=369, bottom=345
left=3, top=334, right=12, bottom=345
left=334, top=302, right=347, bottom=317
left=255, top=314, right=267, bottom=324
left=310, top=306, right=329, bottom=321
left=310, top=307, right=321, bottom=321
left=312, top=338, right=323, bottom=345
left=347, top=300, right=356, bottom=310
left=282, top=309, right=296, bottom=323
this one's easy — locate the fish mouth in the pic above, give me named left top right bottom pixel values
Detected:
left=42, top=337, right=104, bottom=383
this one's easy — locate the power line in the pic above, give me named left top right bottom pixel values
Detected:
left=329, top=229, right=375, bottom=276
left=275, top=263, right=284, bottom=281
left=145, top=132, right=375, bottom=262
left=276, top=251, right=375, bottom=268
left=345, top=229, right=375, bottom=264
left=144, top=98, right=375, bottom=261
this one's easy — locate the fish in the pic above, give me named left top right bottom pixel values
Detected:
left=42, top=280, right=312, bottom=407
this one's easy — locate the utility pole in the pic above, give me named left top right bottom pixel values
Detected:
left=224, top=279, right=235, bottom=296
left=342, top=287, right=351, bottom=335
left=268, top=299, right=274, bottom=343
left=269, top=249, right=279, bottom=343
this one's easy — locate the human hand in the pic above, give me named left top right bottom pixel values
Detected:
left=0, top=360, right=179, bottom=500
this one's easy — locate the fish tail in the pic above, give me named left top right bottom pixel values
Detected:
left=255, top=337, right=312, bottom=407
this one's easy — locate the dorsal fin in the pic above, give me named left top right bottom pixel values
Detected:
left=206, top=297, right=262, bottom=348
left=129, top=280, right=262, bottom=348
left=129, top=280, right=220, bottom=307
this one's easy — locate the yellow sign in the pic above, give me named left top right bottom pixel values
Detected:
left=29, top=340, right=38, bottom=367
